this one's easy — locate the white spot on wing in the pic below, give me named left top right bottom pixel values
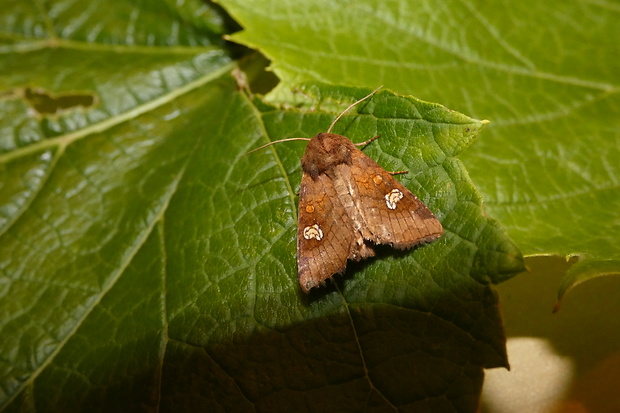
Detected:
left=303, top=224, right=324, bottom=241
left=385, top=189, right=404, bottom=210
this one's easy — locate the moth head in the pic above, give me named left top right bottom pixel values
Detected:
left=301, top=133, right=356, bottom=179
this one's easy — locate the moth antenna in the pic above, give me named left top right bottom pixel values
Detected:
left=353, top=134, right=381, bottom=147
left=246, top=86, right=382, bottom=156
left=245, top=137, right=311, bottom=155
left=327, top=86, right=383, bottom=133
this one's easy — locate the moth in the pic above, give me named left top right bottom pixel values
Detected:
left=252, top=88, right=443, bottom=293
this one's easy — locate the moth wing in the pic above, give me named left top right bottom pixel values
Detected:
left=297, top=172, right=374, bottom=293
left=344, top=148, right=443, bottom=248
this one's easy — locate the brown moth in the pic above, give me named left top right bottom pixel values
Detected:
left=252, top=88, right=443, bottom=293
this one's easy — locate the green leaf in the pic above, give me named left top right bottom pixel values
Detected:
left=2, top=1, right=523, bottom=411
left=554, top=259, right=620, bottom=312
left=221, top=0, right=620, bottom=305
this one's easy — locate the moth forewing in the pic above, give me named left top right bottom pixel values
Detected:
left=344, top=148, right=443, bottom=248
left=297, top=173, right=353, bottom=292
